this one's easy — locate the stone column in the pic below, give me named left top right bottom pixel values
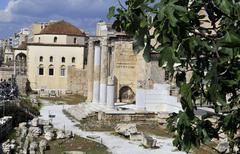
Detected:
left=136, top=81, right=146, bottom=110
left=92, top=43, right=101, bottom=103
left=107, top=76, right=115, bottom=109
left=86, top=41, right=94, bottom=102
left=99, top=38, right=108, bottom=105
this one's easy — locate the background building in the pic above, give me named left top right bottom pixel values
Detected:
left=27, top=20, right=87, bottom=96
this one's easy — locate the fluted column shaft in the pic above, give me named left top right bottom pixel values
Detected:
left=92, top=44, right=101, bottom=103
left=99, top=38, right=108, bottom=105
left=86, top=41, right=94, bottom=102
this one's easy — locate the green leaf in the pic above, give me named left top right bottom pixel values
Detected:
left=133, top=33, right=145, bottom=54
left=219, top=0, right=233, bottom=16
left=107, top=6, right=115, bottom=19
left=219, top=31, right=240, bottom=47
left=180, top=83, right=193, bottom=110
left=174, top=5, right=187, bottom=13
left=143, top=43, right=151, bottom=62
left=166, top=6, right=178, bottom=27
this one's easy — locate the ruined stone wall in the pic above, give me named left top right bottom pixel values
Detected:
left=16, top=75, right=27, bottom=95
left=113, top=40, right=137, bottom=102
left=67, top=66, right=87, bottom=96
left=149, top=61, right=166, bottom=84
left=98, top=112, right=157, bottom=122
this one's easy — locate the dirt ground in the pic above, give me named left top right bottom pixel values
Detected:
left=45, top=136, right=110, bottom=154
left=66, top=112, right=217, bottom=154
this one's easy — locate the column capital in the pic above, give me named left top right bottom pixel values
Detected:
left=100, top=37, right=108, bottom=46
left=88, top=40, right=94, bottom=46
left=94, top=40, right=100, bottom=46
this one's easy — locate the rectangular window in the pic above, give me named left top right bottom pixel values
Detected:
left=39, top=68, right=44, bottom=75
left=49, top=68, right=54, bottom=76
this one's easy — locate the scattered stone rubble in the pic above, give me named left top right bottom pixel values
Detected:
left=1, top=139, right=16, bottom=154
left=142, top=134, right=158, bottom=148
left=1, top=117, right=74, bottom=154
left=115, top=123, right=138, bottom=137
left=214, top=131, right=240, bottom=153
left=114, top=123, right=160, bottom=149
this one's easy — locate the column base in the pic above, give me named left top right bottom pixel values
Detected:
left=99, top=83, right=107, bottom=105
left=92, top=81, right=100, bottom=104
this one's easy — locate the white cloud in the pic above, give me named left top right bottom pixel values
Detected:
left=0, top=0, right=118, bottom=37
left=0, top=10, right=12, bottom=22
left=0, top=0, right=19, bottom=22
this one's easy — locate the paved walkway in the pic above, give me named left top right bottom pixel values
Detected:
left=39, top=101, right=184, bottom=154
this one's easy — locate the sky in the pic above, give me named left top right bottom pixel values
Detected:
left=0, top=0, right=120, bottom=39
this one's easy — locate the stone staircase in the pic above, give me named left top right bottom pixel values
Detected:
left=65, top=103, right=115, bottom=121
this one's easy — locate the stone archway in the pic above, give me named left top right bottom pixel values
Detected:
left=119, top=86, right=135, bottom=103
left=15, top=53, right=27, bottom=75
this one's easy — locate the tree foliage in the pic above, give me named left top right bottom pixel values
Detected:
left=108, top=0, right=240, bottom=153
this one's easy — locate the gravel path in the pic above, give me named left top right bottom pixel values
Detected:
left=39, top=101, right=185, bottom=154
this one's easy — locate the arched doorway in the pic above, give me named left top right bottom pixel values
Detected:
left=15, top=53, right=27, bottom=75
left=119, top=86, right=135, bottom=103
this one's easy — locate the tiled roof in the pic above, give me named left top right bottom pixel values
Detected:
left=39, top=20, right=85, bottom=36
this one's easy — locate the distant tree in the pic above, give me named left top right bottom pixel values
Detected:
left=108, top=0, right=240, bottom=153
left=25, top=79, right=32, bottom=96
left=0, top=78, right=19, bottom=101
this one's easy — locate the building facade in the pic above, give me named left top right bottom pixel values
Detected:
left=27, top=21, right=87, bottom=96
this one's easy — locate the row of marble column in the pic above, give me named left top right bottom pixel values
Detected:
left=87, top=38, right=115, bottom=108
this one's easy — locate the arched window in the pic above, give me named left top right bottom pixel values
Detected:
left=72, top=57, right=75, bottom=63
left=74, top=37, right=77, bottom=44
left=54, top=37, right=57, bottom=43
left=49, top=65, right=54, bottom=76
left=38, top=37, right=41, bottom=43
left=38, top=64, right=44, bottom=75
left=50, top=56, right=53, bottom=62
left=61, top=57, right=65, bottom=63
left=39, top=56, right=43, bottom=62
left=60, top=65, right=66, bottom=76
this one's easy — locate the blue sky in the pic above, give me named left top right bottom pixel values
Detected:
left=0, top=0, right=120, bottom=39
left=0, top=0, right=8, bottom=9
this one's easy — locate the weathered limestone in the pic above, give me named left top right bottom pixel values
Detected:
left=92, top=44, right=101, bottom=103
left=44, top=131, right=55, bottom=141
left=136, top=81, right=146, bottom=110
left=129, top=133, right=142, bottom=141
left=28, top=127, right=42, bottom=137
left=216, top=138, right=230, bottom=153
left=107, top=76, right=115, bottom=108
left=2, top=139, right=16, bottom=154
left=39, top=140, right=48, bottom=154
left=86, top=41, right=94, bottom=102
left=29, top=141, right=38, bottom=154
left=56, top=130, right=65, bottom=139
left=99, top=38, right=108, bottom=105
left=142, top=134, right=158, bottom=148
left=114, top=123, right=138, bottom=137
left=30, top=118, right=39, bottom=127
